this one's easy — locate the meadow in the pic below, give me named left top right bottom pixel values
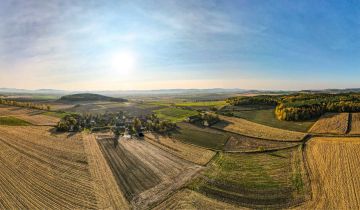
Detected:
left=154, top=107, right=198, bottom=122
left=171, top=122, right=229, bottom=150
left=228, top=108, right=316, bottom=132
left=189, top=146, right=307, bottom=208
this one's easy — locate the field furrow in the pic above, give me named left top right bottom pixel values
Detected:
left=0, top=126, right=99, bottom=209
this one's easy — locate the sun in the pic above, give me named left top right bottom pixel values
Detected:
left=110, top=51, right=136, bottom=75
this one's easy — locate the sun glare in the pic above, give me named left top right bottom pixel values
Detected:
left=110, top=51, right=136, bottom=75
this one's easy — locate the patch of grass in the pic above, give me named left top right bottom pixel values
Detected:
left=230, top=108, right=315, bottom=132
left=0, top=116, right=31, bottom=126
left=171, top=123, right=228, bottom=150
left=189, top=147, right=307, bottom=208
left=42, top=111, right=69, bottom=118
left=154, top=107, right=198, bottom=122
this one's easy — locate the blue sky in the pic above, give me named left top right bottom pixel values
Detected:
left=0, top=0, right=359, bottom=90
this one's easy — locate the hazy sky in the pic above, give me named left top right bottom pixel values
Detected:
left=1, top=0, right=360, bottom=90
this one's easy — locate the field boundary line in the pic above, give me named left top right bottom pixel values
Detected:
left=224, top=144, right=302, bottom=154
left=346, top=113, right=352, bottom=134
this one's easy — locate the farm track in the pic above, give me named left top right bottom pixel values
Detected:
left=96, top=136, right=202, bottom=209
left=297, top=137, right=360, bottom=209
left=153, top=189, right=245, bottom=210
left=0, top=126, right=98, bottom=209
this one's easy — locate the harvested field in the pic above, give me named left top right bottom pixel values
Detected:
left=154, top=189, right=243, bottom=210
left=350, top=113, right=360, bottom=134
left=82, top=134, right=130, bottom=209
left=224, top=134, right=300, bottom=152
left=0, top=126, right=98, bottom=209
left=309, top=113, right=349, bottom=134
left=301, top=137, right=360, bottom=209
left=145, top=133, right=216, bottom=165
left=214, top=115, right=306, bottom=141
left=0, top=105, right=59, bottom=126
left=96, top=136, right=202, bottom=209
left=189, top=146, right=308, bottom=209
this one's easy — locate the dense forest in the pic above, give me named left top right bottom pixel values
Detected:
left=227, top=93, right=360, bottom=121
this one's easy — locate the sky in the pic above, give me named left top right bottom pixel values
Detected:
left=0, top=0, right=360, bottom=91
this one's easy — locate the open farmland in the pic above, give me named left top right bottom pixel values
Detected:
left=214, top=115, right=306, bottom=141
left=224, top=134, right=300, bottom=152
left=0, top=126, right=98, bottom=209
left=0, top=116, right=31, bottom=126
left=172, top=122, right=229, bottom=150
left=301, top=137, right=360, bottom=209
left=154, top=189, right=242, bottom=210
left=349, top=113, right=360, bottom=134
left=96, top=135, right=202, bottom=209
left=0, top=105, right=60, bottom=126
left=309, top=113, right=349, bottom=134
left=154, top=107, right=198, bottom=122
left=145, top=133, right=216, bottom=165
left=189, top=146, right=308, bottom=209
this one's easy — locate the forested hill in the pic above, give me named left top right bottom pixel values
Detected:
left=59, top=93, right=128, bottom=102
left=226, top=93, right=360, bottom=121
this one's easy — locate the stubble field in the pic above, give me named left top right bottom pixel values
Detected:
left=309, top=113, right=349, bottom=134
left=0, top=126, right=97, bottom=209
left=96, top=135, right=202, bottom=209
left=214, top=115, right=306, bottom=141
left=300, top=137, right=360, bottom=209
left=0, top=105, right=60, bottom=126
left=144, top=133, right=216, bottom=165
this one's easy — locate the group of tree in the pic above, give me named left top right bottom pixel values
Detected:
left=56, top=112, right=176, bottom=134
left=226, top=95, right=280, bottom=106
left=226, top=93, right=360, bottom=121
left=0, top=98, right=51, bottom=111
left=188, top=112, right=220, bottom=126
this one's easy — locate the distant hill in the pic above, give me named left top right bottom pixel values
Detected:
left=59, top=93, right=128, bottom=102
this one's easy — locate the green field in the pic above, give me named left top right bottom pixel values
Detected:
left=229, top=108, right=316, bottom=132
left=189, top=146, right=307, bottom=208
left=154, top=107, right=198, bottom=122
left=171, top=123, right=229, bottom=150
left=0, top=116, right=31, bottom=126
left=175, top=101, right=227, bottom=108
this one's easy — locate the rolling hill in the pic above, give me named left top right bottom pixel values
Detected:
left=59, top=93, right=128, bottom=102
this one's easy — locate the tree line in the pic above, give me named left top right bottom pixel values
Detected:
left=0, top=98, right=51, bottom=111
